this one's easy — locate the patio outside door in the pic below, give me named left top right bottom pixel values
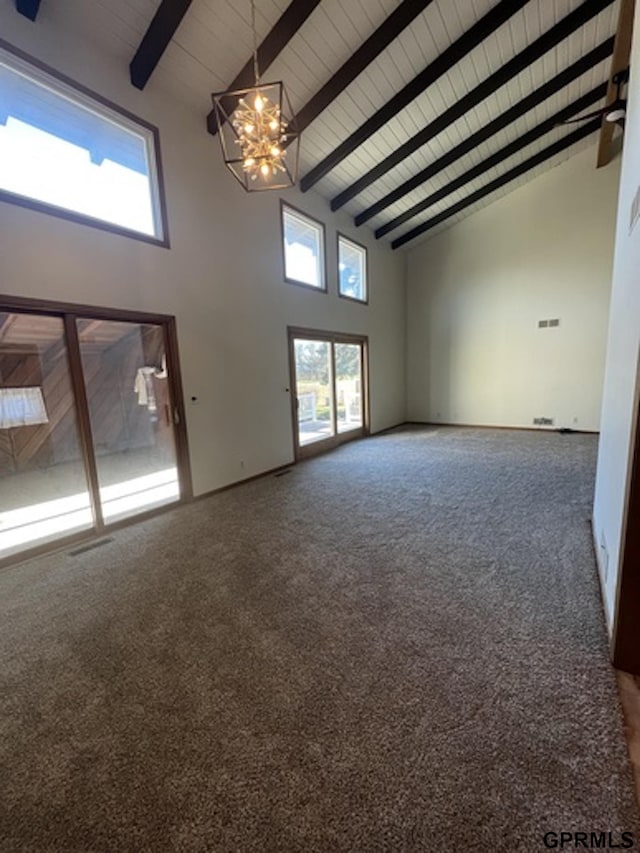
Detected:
left=0, top=298, right=191, bottom=565
left=289, top=328, right=368, bottom=459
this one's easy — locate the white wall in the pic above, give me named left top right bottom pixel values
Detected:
left=405, top=147, right=620, bottom=431
left=593, top=5, right=640, bottom=630
left=0, top=9, right=406, bottom=496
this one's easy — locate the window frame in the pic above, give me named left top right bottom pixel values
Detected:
left=280, top=200, right=327, bottom=293
left=337, top=232, right=368, bottom=305
left=0, top=39, right=170, bottom=248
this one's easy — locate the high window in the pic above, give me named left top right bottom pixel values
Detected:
left=281, top=203, right=326, bottom=290
left=338, top=234, right=367, bottom=303
left=0, top=45, right=167, bottom=244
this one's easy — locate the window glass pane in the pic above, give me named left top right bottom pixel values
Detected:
left=283, top=206, right=324, bottom=288
left=335, top=344, right=363, bottom=433
left=338, top=236, right=367, bottom=302
left=0, top=313, right=93, bottom=558
left=0, top=48, right=162, bottom=239
left=294, top=339, right=334, bottom=446
left=77, top=319, right=179, bottom=524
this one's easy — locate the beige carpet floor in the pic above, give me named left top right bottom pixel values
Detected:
left=0, top=426, right=638, bottom=851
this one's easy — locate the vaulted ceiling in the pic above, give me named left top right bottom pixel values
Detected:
left=16, top=0, right=630, bottom=248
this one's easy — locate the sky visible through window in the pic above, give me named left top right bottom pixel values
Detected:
left=283, top=207, right=324, bottom=288
left=285, top=241, right=320, bottom=286
left=0, top=117, right=155, bottom=235
left=339, top=238, right=366, bottom=301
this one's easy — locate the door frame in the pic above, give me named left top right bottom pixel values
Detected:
left=287, top=326, right=370, bottom=461
left=0, top=293, right=192, bottom=568
left=611, top=391, right=640, bottom=673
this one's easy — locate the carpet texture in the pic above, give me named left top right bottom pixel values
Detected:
left=0, top=426, right=638, bottom=851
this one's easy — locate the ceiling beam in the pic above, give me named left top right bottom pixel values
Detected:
left=362, top=37, right=613, bottom=231
left=130, top=0, right=194, bottom=91
left=597, top=0, right=635, bottom=167
left=207, top=0, right=322, bottom=135
left=377, top=83, right=607, bottom=239
left=299, top=0, right=531, bottom=193
left=391, top=118, right=601, bottom=250
left=331, top=0, right=615, bottom=211
left=294, top=0, right=437, bottom=134
left=15, top=0, right=41, bottom=21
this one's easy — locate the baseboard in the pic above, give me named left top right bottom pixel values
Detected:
left=590, top=516, right=614, bottom=640
left=369, top=421, right=408, bottom=436
left=403, top=420, right=599, bottom=435
left=193, top=461, right=295, bottom=502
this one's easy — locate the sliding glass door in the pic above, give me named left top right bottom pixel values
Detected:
left=289, top=328, right=368, bottom=459
left=335, top=343, right=363, bottom=434
left=293, top=338, right=335, bottom=447
left=0, top=313, right=93, bottom=557
left=0, top=298, right=190, bottom=564
left=76, top=319, right=180, bottom=524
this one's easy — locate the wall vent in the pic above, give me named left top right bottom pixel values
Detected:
left=533, top=417, right=554, bottom=426
left=548, top=318, right=560, bottom=327
left=538, top=320, right=548, bottom=328
left=538, top=318, right=560, bottom=328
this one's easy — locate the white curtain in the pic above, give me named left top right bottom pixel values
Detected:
left=0, top=387, right=49, bottom=429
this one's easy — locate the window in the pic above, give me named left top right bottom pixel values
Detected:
left=0, top=387, right=48, bottom=428
left=338, top=234, right=368, bottom=303
left=281, top=203, right=326, bottom=290
left=0, top=45, right=167, bottom=244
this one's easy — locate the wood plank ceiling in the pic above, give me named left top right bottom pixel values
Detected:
left=18, top=0, right=624, bottom=248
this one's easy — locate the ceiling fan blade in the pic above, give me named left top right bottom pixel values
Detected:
left=597, top=0, right=635, bottom=168
left=560, top=96, right=627, bottom=126
left=560, top=106, right=608, bottom=125
left=604, top=101, right=627, bottom=122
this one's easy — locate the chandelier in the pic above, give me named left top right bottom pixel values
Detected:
left=211, top=0, right=300, bottom=191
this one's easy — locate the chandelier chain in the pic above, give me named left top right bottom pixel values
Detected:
left=251, top=0, right=259, bottom=85
left=211, top=0, right=300, bottom=190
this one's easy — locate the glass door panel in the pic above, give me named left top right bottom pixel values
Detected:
left=76, top=318, right=179, bottom=524
left=0, top=312, right=92, bottom=557
left=294, top=338, right=335, bottom=447
left=335, top=343, right=363, bottom=433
